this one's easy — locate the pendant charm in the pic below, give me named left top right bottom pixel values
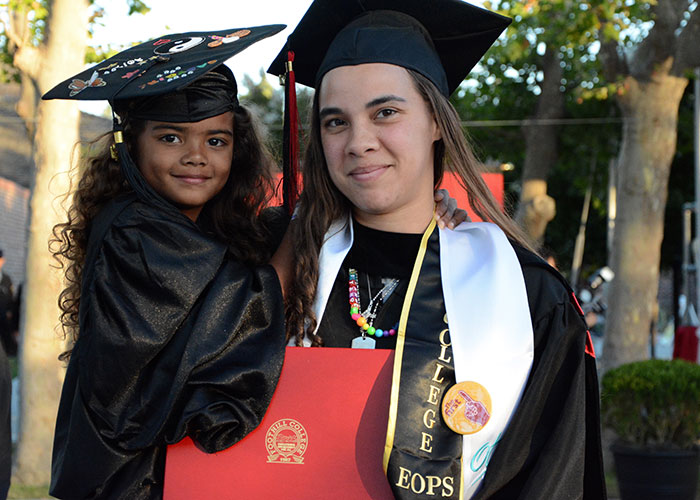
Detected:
left=441, top=381, right=492, bottom=435
left=351, top=336, right=376, bottom=349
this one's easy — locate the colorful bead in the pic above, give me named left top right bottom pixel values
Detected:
left=348, top=268, right=399, bottom=343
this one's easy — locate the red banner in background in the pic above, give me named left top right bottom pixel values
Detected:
left=270, top=172, right=505, bottom=221
left=438, top=172, right=504, bottom=222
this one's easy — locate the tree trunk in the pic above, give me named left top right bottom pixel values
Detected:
left=515, top=48, right=563, bottom=246
left=8, top=6, right=39, bottom=140
left=16, top=74, right=39, bottom=140
left=602, top=64, right=687, bottom=372
left=13, top=0, right=88, bottom=485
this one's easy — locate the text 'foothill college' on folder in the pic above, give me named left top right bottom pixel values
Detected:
left=165, top=346, right=395, bottom=499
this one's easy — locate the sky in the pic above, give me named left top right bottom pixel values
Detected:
left=91, top=1, right=313, bottom=82
left=82, top=0, right=316, bottom=114
left=84, top=0, right=487, bottom=115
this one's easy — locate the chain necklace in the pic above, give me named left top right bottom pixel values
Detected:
left=349, top=268, right=399, bottom=348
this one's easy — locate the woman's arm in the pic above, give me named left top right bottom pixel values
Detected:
left=270, top=225, right=294, bottom=297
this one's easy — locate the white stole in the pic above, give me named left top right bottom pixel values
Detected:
left=295, top=216, right=534, bottom=499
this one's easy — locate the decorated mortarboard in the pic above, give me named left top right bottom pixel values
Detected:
left=267, top=0, right=511, bottom=96
left=42, top=24, right=285, bottom=122
left=41, top=24, right=294, bottom=215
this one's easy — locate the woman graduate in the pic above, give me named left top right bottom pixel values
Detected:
left=43, top=26, right=290, bottom=499
left=269, top=1, right=607, bottom=498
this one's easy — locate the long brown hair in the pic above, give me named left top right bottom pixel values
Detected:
left=284, top=68, right=533, bottom=346
left=51, top=105, right=275, bottom=356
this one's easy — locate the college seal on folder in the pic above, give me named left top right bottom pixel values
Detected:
left=266, top=418, right=308, bottom=464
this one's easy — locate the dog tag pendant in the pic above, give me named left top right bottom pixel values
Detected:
left=351, top=336, right=376, bottom=349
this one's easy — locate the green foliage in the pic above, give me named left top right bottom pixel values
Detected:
left=0, top=0, right=47, bottom=81
left=240, top=69, right=312, bottom=165
left=601, top=359, right=700, bottom=449
left=1, top=0, right=150, bottom=73
left=7, top=483, right=49, bottom=499
left=450, top=0, right=693, bottom=275
left=126, top=0, right=150, bottom=16
left=5, top=0, right=49, bottom=46
left=85, top=44, right=121, bottom=64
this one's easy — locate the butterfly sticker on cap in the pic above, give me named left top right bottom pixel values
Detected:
left=208, top=30, right=251, bottom=48
left=42, top=24, right=285, bottom=102
left=68, top=71, right=106, bottom=97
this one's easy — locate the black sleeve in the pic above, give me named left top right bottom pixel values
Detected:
left=259, top=205, right=291, bottom=254
left=474, top=250, right=606, bottom=499
left=50, top=203, right=286, bottom=499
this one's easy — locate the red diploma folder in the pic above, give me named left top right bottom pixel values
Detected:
left=164, top=347, right=395, bottom=499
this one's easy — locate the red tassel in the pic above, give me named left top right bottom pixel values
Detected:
left=282, top=50, right=300, bottom=215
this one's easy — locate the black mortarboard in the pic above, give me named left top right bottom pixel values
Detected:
left=43, top=25, right=285, bottom=122
left=41, top=25, right=291, bottom=216
left=268, top=0, right=511, bottom=96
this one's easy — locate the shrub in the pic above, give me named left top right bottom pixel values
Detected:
left=601, top=359, right=700, bottom=449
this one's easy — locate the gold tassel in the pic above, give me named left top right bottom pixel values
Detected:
left=110, top=130, right=123, bottom=161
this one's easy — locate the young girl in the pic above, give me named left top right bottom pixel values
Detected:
left=269, top=1, right=606, bottom=498
left=45, top=27, right=289, bottom=499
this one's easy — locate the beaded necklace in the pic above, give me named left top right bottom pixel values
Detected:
left=349, top=268, right=399, bottom=347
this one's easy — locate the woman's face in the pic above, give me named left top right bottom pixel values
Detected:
left=135, top=111, right=234, bottom=221
left=318, top=63, right=440, bottom=233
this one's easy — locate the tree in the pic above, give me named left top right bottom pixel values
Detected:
left=599, top=0, right=700, bottom=371
left=474, top=0, right=610, bottom=245
left=4, top=0, right=89, bottom=485
left=2, top=0, right=149, bottom=486
left=460, top=1, right=699, bottom=370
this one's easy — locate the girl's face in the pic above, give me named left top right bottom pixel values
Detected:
left=135, top=112, right=234, bottom=221
left=318, top=63, right=440, bottom=233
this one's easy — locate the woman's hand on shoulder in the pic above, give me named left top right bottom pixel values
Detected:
left=434, top=188, right=470, bottom=230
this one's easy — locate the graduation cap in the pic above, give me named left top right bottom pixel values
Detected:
left=267, top=0, right=510, bottom=214
left=42, top=25, right=292, bottom=215
left=268, top=0, right=511, bottom=96
left=43, top=24, right=285, bottom=122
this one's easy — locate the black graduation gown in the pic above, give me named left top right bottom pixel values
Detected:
left=316, top=222, right=606, bottom=499
left=49, top=194, right=286, bottom=500
left=473, top=246, right=606, bottom=500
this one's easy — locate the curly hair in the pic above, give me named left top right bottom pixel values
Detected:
left=51, top=106, right=276, bottom=357
left=284, top=68, right=534, bottom=346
